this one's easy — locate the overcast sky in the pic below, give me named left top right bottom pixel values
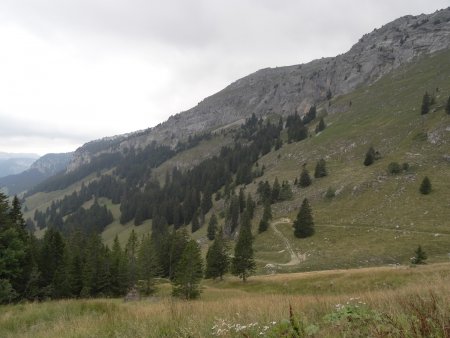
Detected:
left=0, top=0, right=448, bottom=155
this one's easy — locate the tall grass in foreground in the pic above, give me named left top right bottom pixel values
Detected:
left=1, top=265, right=450, bottom=337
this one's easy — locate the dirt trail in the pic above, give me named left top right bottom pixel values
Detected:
left=271, top=218, right=303, bottom=266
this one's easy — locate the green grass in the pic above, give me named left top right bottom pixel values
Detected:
left=242, top=49, right=450, bottom=272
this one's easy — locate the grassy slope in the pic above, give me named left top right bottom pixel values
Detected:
left=1, top=263, right=449, bottom=337
left=245, top=50, right=450, bottom=272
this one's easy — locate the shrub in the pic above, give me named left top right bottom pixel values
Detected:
left=387, top=162, right=402, bottom=174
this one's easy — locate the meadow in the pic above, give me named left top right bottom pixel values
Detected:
left=1, top=263, right=449, bottom=337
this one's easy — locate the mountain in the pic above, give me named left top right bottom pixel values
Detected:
left=67, top=7, right=450, bottom=171
left=0, top=152, right=73, bottom=195
left=0, top=152, right=40, bottom=178
left=22, top=8, right=450, bottom=272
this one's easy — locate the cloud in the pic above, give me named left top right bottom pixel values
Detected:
left=0, top=0, right=448, bottom=154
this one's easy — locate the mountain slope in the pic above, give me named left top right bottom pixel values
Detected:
left=21, top=8, right=450, bottom=272
left=0, top=152, right=73, bottom=195
left=65, top=7, right=450, bottom=171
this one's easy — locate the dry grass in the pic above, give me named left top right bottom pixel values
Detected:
left=1, top=263, right=450, bottom=337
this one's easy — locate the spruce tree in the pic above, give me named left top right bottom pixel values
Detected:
left=231, top=212, right=255, bottom=282
left=314, top=159, right=328, bottom=178
left=411, top=245, right=427, bottom=264
left=363, top=146, right=376, bottom=166
left=421, top=92, right=430, bottom=115
left=271, top=177, right=281, bottom=202
left=419, top=176, right=432, bottom=195
left=207, top=214, right=218, bottom=240
left=205, top=227, right=230, bottom=280
left=279, top=181, right=293, bottom=201
left=110, top=235, right=129, bottom=296
left=258, top=202, right=272, bottom=233
left=246, top=193, right=256, bottom=219
left=191, top=209, right=200, bottom=233
left=172, top=239, right=203, bottom=299
left=125, top=230, right=139, bottom=287
left=137, top=234, right=160, bottom=295
left=299, top=168, right=312, bottom=187
left=315, top=118, right=326, bottom=133
left=293, top=198, right=315, bottom=238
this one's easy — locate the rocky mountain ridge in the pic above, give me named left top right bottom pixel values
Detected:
left=68, top=7, right=450, bottom=171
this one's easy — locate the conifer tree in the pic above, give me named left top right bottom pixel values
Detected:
left=110, top=235, right=129, bottom=296
left=315, top=118, right=326, bottom=133
left=258, top=202, right=272, bottom=233
left=172, top=239, right=203, bottom=299
left=125, top=229, right=139, bottom=287
left=205, top=227, right=230, bottom=280
left=421, top=92, right=430, bottom=115
left=165, top=227, right=189, bottom=280
left=271, top=177, right=281, bottom=202
left=364, top=146, right=376, bottom=166
left=279, top=181, right=293, bottom=201
left=411, top=245, right=427, bottom=265
left=293, top=198, right=315, bottom=238
left=238, top=188, right=246, bottom=213
left=137, top=234, right=160, bottom=295
left=191, top=209, right=200, bottom=233
left=246, top=193, right=256, bottom=219
left=231, top=212, right=255, bottom=282
left=207, top=214, right=218, bottom=240
left=299, top=167, right=312, bottom=187
left=314, top=159, right=328, bottom=178
left=419, top=176, right=432, bottom=195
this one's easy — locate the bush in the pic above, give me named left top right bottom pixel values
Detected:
left=325, top=187, right=335, bottom=199
left=387, top=162, right=402, bottom=174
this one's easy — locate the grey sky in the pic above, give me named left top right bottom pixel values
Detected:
left=0, top=0, right=448, bottom=154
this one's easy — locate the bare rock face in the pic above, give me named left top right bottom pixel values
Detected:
left=69, top=8, right=450, bottom=170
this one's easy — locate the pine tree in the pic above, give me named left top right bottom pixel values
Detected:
left=299, top=168, right=312, bottom=187
left=246, top=193, right=256, bottom=219
left=0, top=227, right=26, bottom=303
left=110, top=235, right=129, bottom=296
left=191, top=209, right=200, bottom=233
left=421, top=92, right=430, bottom=115
left=293, top=198, right=315, bottom=238
left=446, top=95, right=450, bottom=115
left=231, top=212, right=255, bottom=282
left=238, top=188, right=246, bottom=213
left=137, top=234, right=160, bottom=295
left=205, top=227, right=230, bottom=280
left=258, top=202, right=272, bottom=233
left=315, top=118, right=326, bottom=133
left=314, top=159, right=328, bottom=178
left=207, top=214, right=218, bottom=241
left=363, top=146, right=376, bottom=166
left=271, top=177, right=281, bottom=202
left=279, top=181, right=293, bottom=201
left=125, top=230, right=139, bottom=287
left=172, top=239, right=203, bottom=299
left=411, top=245, right=427, bottom=264
left=419, top=176, right=432, bottom=195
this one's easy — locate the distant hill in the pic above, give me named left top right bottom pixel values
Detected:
left=0, top=152, right=39, bottom=178
left=0, top=152, right=73, bottom=195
